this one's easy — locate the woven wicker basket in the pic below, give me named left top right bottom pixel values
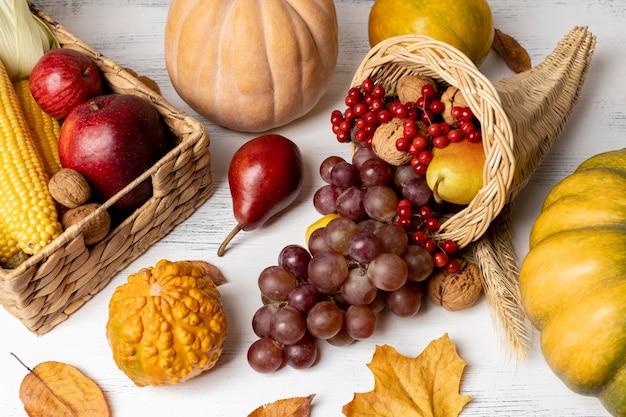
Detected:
left=351, top=27, right=596, bottom=357
left=0, top=5, right=212, bottom=334
left=351, top=26, right=596, bottom=250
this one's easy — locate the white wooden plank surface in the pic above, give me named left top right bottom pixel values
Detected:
left=0, top=1, right=622, bottom=416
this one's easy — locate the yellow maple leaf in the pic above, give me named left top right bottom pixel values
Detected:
left=342, top=333, right=472, bottom=417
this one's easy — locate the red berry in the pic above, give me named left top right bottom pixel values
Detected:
left=418, top=206, right=432, bottom=219
left=412, top=230, right=427, bottom=245
left=432, top=135, right=449, bottom=148
left=330, top=110, right=343, bottom=125
left=417, top=149, right=433, bottom=165
left=372, top=85, right=385, bottom=99
left=442, top=239, right=457, bottom=254
left=425, top=217, right=439, bottom=231
left=354, top=128, right=367, bottom=142
left=421, top=84, right=436, bottom=99
left=429, top=99, right=445, bottom=113
left=377, top=109, right=393, bottom=124
left=370, top=98, right=384, bottom=113
left=432, top=251, right=449, bottom=267
left=361, top=78, right=374, bottom=93
left=423, top=238, right=437, bottom=252
left=344, top=107, right=356, bottom=121
left=339, top=120, right=352, bottom=133
left=404, top=124, right=418, bottom=140
left=467, top=130, right=482, bottom=143
left=412, top=135, right=428, bottom=151
left=396, top=137, right=409, bottom=151
left=445, top=259, right=459, bottom=273
left=460, top=120, right=476, bottom=135
left=451, top=106, right=464, bottom=119
left=363, top=111, right=378, bottom=125
left=336, top=132, right=350, bottom=143
left=353, top=102, right=368, bottom=117
left=412, top=162, right=428, bottom=175
left=447, top=129, right=463, bottom=142
left=397, top=205, right=412, bottom=219
left=428, top=123, right=442, bottom=137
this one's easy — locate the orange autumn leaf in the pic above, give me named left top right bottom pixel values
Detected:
left=342, top=334, right=471, bottom=417
left=18, top=359, right=111, bottom=417
left=248, top=394, right=315, bottom=417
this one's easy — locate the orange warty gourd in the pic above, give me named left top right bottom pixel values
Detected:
left=368, top=0, right=494, bottom=66
left=106, top=260, right=228, bottom=387
left=519, top=148, right=626, bottom=417
left=164, top=0, right=339, bottom=133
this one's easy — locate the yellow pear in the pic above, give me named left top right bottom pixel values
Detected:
left=425, top=139, right=485, bottom=205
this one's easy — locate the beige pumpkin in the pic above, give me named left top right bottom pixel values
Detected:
left=164, top=0, right=339, bottom=133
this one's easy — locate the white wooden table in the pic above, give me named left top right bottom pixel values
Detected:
left=0, top=1, right=622, bottom=415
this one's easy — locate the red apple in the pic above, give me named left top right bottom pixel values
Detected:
left=58, top=94, right=169, bottom=210
left=30, top=48, right=104, bottom=120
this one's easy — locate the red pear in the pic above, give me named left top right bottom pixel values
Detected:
left=218, top=134, right=304, bottom=256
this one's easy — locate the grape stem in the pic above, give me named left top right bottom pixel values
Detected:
left=217, top=224, right=242, bottom=257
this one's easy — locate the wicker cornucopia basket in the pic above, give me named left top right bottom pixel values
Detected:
left=0, top=5, right=213, bottom=335
left=349, top=27, right=596, bottom=357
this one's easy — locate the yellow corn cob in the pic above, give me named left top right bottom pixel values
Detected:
left=0, top=59, right=62, bottom=255
left=0, top=221, right=21, bottom=265
left=13, top=78, right=62, bottom=177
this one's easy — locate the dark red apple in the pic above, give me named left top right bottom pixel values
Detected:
left=30, top=48, right=103, bottom=120
left=58, top=94, right=169, bottom=210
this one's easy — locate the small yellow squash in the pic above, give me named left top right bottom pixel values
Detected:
left=520, top=148, right=626, bottom=416
left=164, top=0, right=339, bottom=133
left=106, top=260, right=228, bottom=387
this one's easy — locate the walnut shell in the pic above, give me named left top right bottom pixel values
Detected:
left=396, top=75, right=438, bottom=104
left=371, top=118, right=413, bottom=166
left=441, top=86, right=470, bottom=125
left=48, top=168, right=91, bottom=209
left=61, top=203, right=111, bottom=245
left=427, top=259, right=482, bottom=311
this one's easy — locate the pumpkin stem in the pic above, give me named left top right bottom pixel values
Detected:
left=217, top=224, right=242, bottom=257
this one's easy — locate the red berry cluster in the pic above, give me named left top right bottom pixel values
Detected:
left=395, top=198, right=459, bottom=273
left=330, top=78, right=482, bottom=176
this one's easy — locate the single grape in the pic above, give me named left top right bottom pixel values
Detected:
left=335, top=186, right=366, bottom=221
left=269, top=305, right=307, bottom=345
left=320, top=155, right=346, bottom=183
left=306, top=300, right=344, bottom=339
left=402, top=177, right=433, bottom=207
left=325, top=326, right=355, bottom=347
left=373, top=222, right=408, bottom=256
left=367, top=252, right=408, bottom=291
left=313, top=184, right=343, bottom=215
left=284, top=333, right=318, bottom=369
left=258, top=265, right=297, bottom=302
left=386, top=281, right=423, bottom=317
left=344, top=305, right=377, bottom=340
left=330, top=161, right=361, bottom=188
left=351, top=146, right=377, bottom=170
left=278, top=244, right=311, bottom=280
left=288, top=283, right=320, bottom=313
left=325, top=216, right=360, bottom=256
left=404, top=245, right=434, bottom=282
left=348, top=231, right=381, bottom=263
left=392, top=164, right=421, bottom=191
left=363, top=185, right=399, bottom=222
left=340, top=267, right=378, bottom=306
left=252, top=304, right=279, bottom=338
left=307, top=227, right=329, bottom=256
left=307, top=250, right=349, bottom=292
left=247, top=338, right=285, bottom=373
left=357, top=218, right=384, bottom=233
left=359, top=157, right=392, bottom=186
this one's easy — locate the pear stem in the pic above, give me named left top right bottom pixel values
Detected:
left=217, top=224, right=242, bottom=257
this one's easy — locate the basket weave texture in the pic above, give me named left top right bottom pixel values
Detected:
left=351, top=27, right=596, bottom=250
left=0, top=5, right=213, bottom=334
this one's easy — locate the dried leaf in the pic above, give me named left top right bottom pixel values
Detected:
left=248, top=394, right=315, bottom=417
left=342, top=334, right=471, bottom=417
left=18, top=359, right=110, bottom=417
left=187, top=260, right=227, bottom=286
left=492, top=28, right=532, bottom=73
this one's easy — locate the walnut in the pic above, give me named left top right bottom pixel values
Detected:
left=440, top=86, right=469, bottom=125
left=48, top=168, right=91, bottom=209
left=371, top=117, right=428, bottom=166
left=396, top=75, right=438, bottom=104
left=427, top=259, right=482, bottom=311
left=61, top=203, right=111, bottom=245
